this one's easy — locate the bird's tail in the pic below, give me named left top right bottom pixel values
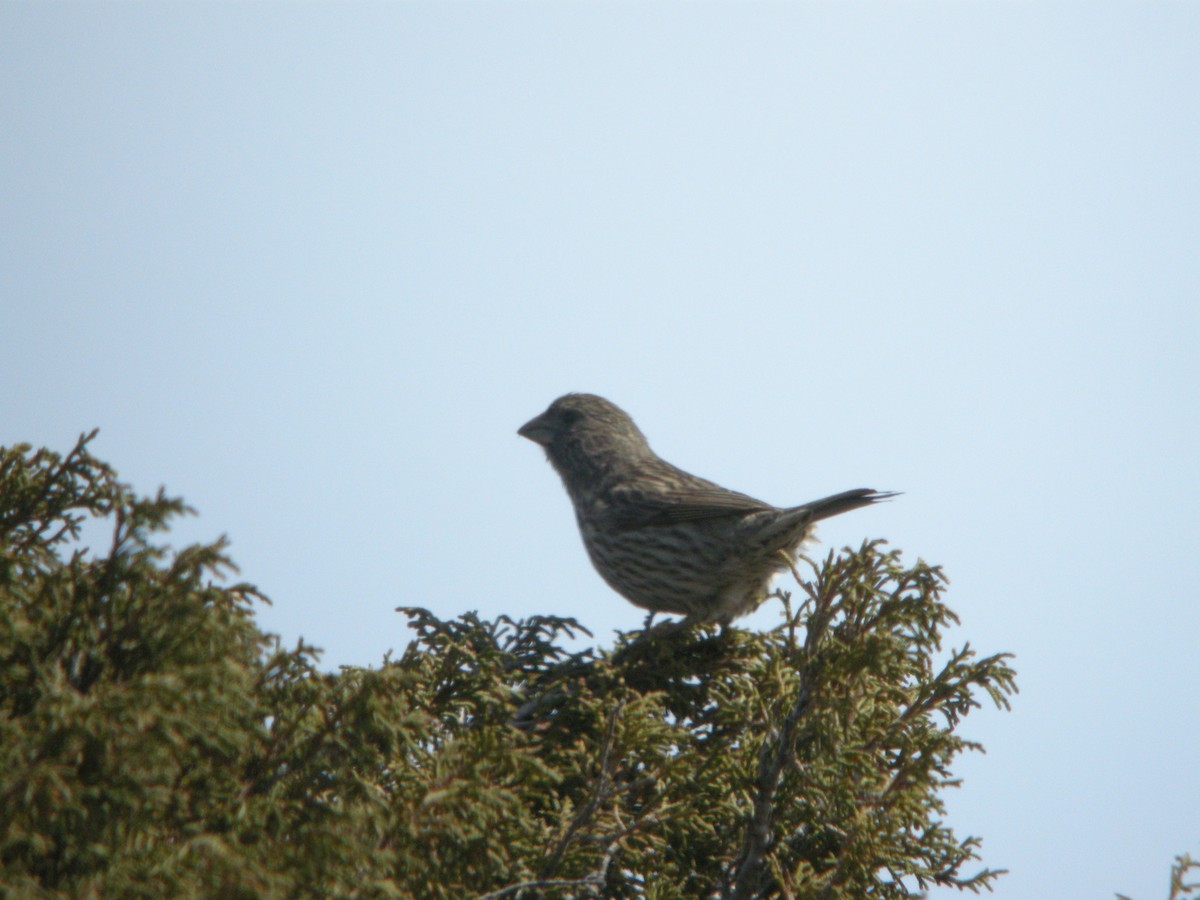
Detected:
left=800, top=489, right=900, bottom=522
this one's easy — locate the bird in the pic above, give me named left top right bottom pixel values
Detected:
left=518, top=393, right=897, bottom=628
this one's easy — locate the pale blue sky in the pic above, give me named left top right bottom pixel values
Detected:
left=3, top=3, right=1197, bottom=897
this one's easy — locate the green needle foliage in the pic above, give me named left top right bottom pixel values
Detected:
left=1, top=433, right=1019, bottom=898
left=1118, top=855, right=1200, bottom=900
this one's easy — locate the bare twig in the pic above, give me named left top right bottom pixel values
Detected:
left=725, top=559, right=839, bottom=900
left=726, top=583, right=828, bottom=900
left=726, top=672, right=816, bottom=900
left=540, top=704, right=621, bottom=879
left=475, top=875, right=603, bottom=900
left=477, top=831, right=624, bottom=900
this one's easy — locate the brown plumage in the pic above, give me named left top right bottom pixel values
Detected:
left=518, top=393, right=897, bottom=626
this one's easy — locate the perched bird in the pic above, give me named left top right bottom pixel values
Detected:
left=518, top=393, right=896, bottom=627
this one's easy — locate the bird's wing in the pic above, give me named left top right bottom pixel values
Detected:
left=606, top=470, right=772, bottom=530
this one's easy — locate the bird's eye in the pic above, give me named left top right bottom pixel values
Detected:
left=560, top=409, right=582, bottom=427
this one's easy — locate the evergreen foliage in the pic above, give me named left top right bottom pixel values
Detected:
left=0, top=433, right=1022, bottom=898
left=1119, top=855, right=1200, bottom=900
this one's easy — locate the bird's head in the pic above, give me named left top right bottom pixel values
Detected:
left=519, top=393, right=652, bottom=493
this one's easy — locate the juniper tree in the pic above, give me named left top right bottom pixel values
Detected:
left=1, top=432, right=1018, bottom=898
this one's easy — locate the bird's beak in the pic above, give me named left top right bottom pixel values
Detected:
left=517, top=412, right=554, bottom=446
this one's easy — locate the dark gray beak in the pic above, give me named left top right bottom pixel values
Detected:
left=517, top=412, right=554, bottom=446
